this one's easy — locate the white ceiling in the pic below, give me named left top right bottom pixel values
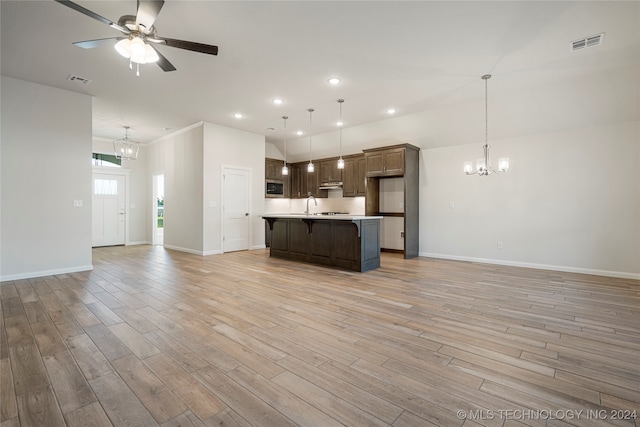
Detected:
left=2, top=1, right=638, bottom=157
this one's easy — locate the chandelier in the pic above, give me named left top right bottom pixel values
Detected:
left=464, top=74, right=509, bottom=176
left=113, top=126, right=140, bottom=160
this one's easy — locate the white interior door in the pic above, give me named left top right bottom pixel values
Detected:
left=222, top=167, right=250, bottom=252
left=92, top=173, right=125, bottom=247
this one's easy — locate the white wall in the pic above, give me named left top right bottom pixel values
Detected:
left=147, top=124, right=204, bottom=254
left=203, top=122, right=265, bottom=254
left=1, top=76, right=93, bottom=280
left=265, top=142, right=283, bottom=160
left=146, top=122, right=265, bottom=255
left=421, top=121, right=640, bottom=278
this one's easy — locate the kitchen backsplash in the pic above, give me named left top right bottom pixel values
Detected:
left=264, top=191, right=365, bottom=215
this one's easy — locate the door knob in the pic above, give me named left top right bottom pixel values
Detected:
left=245, top=213, right=249, bottom=216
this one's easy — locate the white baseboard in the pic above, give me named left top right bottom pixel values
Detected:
left=251, top=245, right=267, bottom=250
left=419, top=252, right=640, bottom=280
left=164, top=245, right=264, bottom=256
left=1, top=264, right=94, bottom=282
left=163, top=244, right=206, bottom=256
left=126, top=240, right=151, bottom=246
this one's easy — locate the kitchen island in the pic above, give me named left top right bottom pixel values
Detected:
left=262, top=214, right=383, bottom=272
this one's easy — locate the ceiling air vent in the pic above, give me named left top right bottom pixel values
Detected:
left=570, top=33, right=604, bottom=52
left=67, top=74, right=92, bottom=85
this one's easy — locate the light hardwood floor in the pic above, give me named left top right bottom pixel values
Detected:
left=1, top=246, right=639, bottom=427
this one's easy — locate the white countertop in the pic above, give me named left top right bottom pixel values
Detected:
left=262, top=214, right=383, bottom=221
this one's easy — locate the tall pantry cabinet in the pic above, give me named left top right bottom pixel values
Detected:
left=363, top=143, right=419, bottom=259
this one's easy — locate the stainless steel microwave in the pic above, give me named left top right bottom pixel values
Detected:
left=265, top=179, right=284, bottom=197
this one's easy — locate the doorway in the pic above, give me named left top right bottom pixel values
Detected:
left=92, top=173, right=126, bottom=247
left=152, top=173, right=165, bottom=246
left=222, top=166, right=251, bottom=252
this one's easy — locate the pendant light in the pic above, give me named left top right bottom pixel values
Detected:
left=337, top=99, right=345, bottom=169
left=307, top=108, right=315, bottom=173
left=281, top=116, right=289, bottom=176
left=464, top=74, right=509, bottom=176
left=113, top=126, right=140, bottom=160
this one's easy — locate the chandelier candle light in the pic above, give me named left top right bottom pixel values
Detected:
left=307, top=108, right=315, bottom=173
left=113, top=126, right=140, bottom=160
left=464, top=74, right=509, bottom=176
left=281, top=116, right=289, bottom=176
left=337, top=99, right=345, bottom=169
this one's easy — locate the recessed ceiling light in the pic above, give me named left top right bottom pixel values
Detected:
left=386, top=108, right=396, bottom=115
left=328, top=77, right=341, bottom=85
left=336, top=121, right=344, bottom=127
left=296, top=130, right=304, bottom=136
left=266, top=127, right=275, bottom=131
left=272, top=98, right=283, bottom=105
left=234, top=113, right=243, bottom=119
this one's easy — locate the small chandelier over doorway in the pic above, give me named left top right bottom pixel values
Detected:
left=113, top=126, right=140, bottom=160
left=464, top=74, right=509, bottom=176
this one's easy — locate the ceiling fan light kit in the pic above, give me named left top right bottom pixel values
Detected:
left=55, top=0, right=219, bottom=77
left=114, top=36, right=159, bottom=64
left=464, top=74, right=509, bottom=176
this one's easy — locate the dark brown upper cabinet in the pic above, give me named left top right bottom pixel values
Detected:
left=342, top=154, right=366, bottom=197
left=319, top=159, right=343, bottom=184
left=364, top=146, right=405, bottom=177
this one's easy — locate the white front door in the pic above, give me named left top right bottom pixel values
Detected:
left=222, top=167, right=250, bottom=252
left=92, top=173, right=126, bottom=247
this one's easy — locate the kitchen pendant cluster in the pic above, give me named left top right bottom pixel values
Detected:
left=281, top=99, right=347, bottom=174
left=464, top=74, right=509, bottom=176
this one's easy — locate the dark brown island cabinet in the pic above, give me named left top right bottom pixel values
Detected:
left=262, top=215, right=383, bottom=272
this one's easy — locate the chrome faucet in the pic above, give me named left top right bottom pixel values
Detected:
left=305, top=195, right=317, bottom=216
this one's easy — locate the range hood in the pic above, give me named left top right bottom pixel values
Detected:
left=319, top=181, right=343, bottom=190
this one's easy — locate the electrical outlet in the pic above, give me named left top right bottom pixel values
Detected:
left=497, top=242, right=503, bottom=249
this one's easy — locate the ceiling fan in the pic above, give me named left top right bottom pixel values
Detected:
left=55, top=0, right=219, bottom=75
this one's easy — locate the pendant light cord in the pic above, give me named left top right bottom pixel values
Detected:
left=308, top=108, right=314, bottom=163
left=484, top=74, right=490, bottom=144
left=339, top=100, right=343, bottom=155
left=282, top=116, right=288, bottom=165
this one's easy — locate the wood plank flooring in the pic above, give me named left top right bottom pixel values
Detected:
left=1, top=246, right=639, bottom=426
